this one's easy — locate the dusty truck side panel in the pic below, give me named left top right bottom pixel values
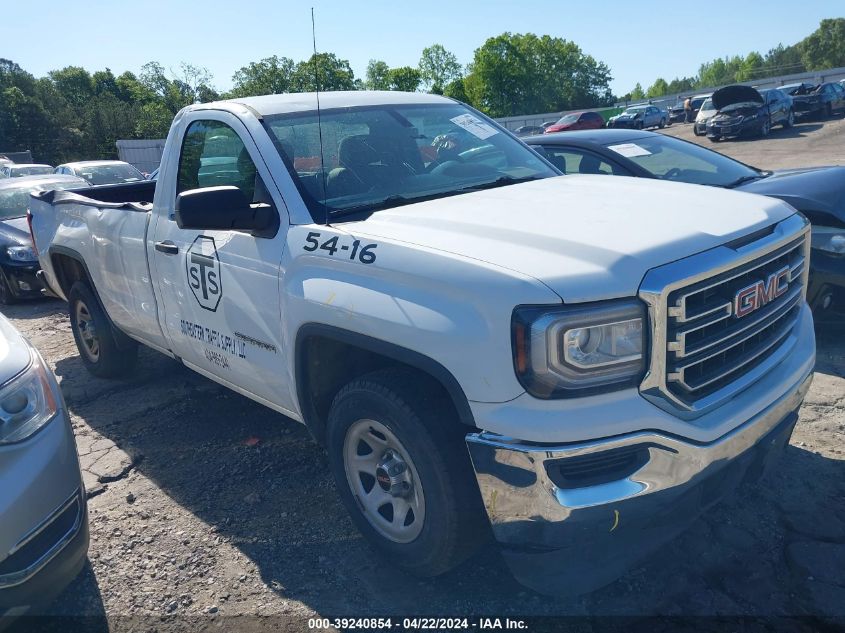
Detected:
left=31, top=192, right=169, bottom=352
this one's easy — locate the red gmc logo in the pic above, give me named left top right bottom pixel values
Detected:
left=734, top=266, right=790, bottom=318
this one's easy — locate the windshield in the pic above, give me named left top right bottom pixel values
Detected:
left=262, top=103, right=556, bottom=219
left=0, top=179, right=87, bottom=219
left=556, top=114, right=579, bottom=124
left=11, top=165, right=52, bottom=177
left=623, top=107, right=646, bottom=115
left=77, top=163, right=144, bottom=185
left=604, top=134, right=762, bottom=187
left=699, top=98, right=715, bottom=113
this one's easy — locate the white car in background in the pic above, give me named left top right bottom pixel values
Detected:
left=694, top=96, right=717, bottom=135
left=0, top=313, right=88, bottom=616
left=0, top=165, right=54, bottom=179
left=54, top=160, right=145, bottom=186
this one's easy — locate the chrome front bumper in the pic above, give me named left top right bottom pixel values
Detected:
left=466, top=369, right=813, bottom=595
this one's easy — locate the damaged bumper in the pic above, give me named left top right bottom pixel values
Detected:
left=466, top=370, right=813, bottom=596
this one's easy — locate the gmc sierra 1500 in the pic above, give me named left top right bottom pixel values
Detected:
left=30, top=91, right=815, bottom=594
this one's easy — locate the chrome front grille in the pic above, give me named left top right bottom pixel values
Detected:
left=665, top=236, right=805, bottom=402
left=639, top=214, right=811, bottom=418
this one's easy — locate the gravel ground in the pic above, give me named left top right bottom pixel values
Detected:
left=2, top=115, right=845, bottom=631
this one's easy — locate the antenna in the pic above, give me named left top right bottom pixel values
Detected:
left=312, top=7, right=329, bottom=226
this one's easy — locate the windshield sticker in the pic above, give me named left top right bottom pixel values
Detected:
left=607, top=143, right=652, bottom=158
left=450, top=114, right=499, bottom=140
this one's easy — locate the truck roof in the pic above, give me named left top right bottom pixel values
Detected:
left=213, top=91, right=454, bottom=117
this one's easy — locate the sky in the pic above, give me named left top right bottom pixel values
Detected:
left=1, top=1, right=841, bottom=97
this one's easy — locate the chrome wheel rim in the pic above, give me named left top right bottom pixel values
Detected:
left=75, top=301, right=100, bottom=362
left=343, top=419, right=425, bottom=543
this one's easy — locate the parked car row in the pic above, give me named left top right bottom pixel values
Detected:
left=0, top=160, right=145, bottom=185
left=524, top=128, right=845, bottom=318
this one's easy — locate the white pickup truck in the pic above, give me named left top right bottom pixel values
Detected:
left=30, top=91, right=815, bottom=594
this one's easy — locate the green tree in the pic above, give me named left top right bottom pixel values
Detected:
left=291, top=53, right=356, bottom=92
left=647, top=78, right=669, bottom=97
left=419, top=44, right=462, bottom=94
left=365, top=59, right=391, bottom=90
left=762, top=44, right=805, bottom=76
left=666, top=77, right=696, bottom=94
left=49, top=66, right=95, bottom=109
left=736, top=52, right=764, bottom=81
left=799, top=18, right=845, bottom=70
left=229, top=56, right=295, bottom=97
left=464, top=32, right=612, bottom=117
left=629, top=83, right=645, bottom=100
left=443, top=77, right=469, bottom=103
left=387, top=66, right=421, bottom=92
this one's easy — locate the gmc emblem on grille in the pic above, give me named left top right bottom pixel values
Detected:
left=733, top=265, right=790, bottom=318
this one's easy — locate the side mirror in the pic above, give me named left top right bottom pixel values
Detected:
left=175, top=186, right=278, bottom=238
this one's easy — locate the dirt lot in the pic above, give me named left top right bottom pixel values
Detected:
left=4, top=115, right=845, bottom=631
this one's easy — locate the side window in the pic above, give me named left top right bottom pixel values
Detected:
left=176, top=119, right=263, bottom=203
left=543, top=147, right=629, bottom=176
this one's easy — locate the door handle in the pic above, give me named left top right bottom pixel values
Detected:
left=155, top=241, right=179, bottom=255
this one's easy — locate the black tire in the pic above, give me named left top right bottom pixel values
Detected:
left=708, top=136, right=721, bottom=142
left=326, top=368, right=487, bottom=577
left=783, top=109, right=794, bottom=129
left=693, top=126, right=701, bottom=136
left=658, top=118, right=666, bottom=129
left=760, top=118, right=771, bottom=137
left=68, top=281, right=138, bottom=378
left=0, top=271, right=18, bottom=306
left=636, top=121, right=644, bottom=130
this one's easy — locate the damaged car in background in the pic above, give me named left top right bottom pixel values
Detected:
left=782, top=82, right=845, bottom=120
left=706, top=85, right=793, bottom=141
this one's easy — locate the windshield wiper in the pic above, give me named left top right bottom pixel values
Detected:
left=458, top=175, right=542, bottom=192
left=329, top=191, right=461, bottom=219
left=724, top=173, right=769, bottom=188
left=328, top=176, right=544, bottom=219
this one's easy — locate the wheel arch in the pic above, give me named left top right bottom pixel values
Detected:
left=48, top=246, right=131, bottom=347
left=295, top=323, right=476, bottom=445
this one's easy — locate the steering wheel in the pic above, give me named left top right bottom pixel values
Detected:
left=663, top=167, right=683, bottom=180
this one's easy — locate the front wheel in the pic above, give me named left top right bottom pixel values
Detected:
left=68, top=282, right=138, bottom=378
left=658, top=118, right=666, bottom=129
left=693, top=125, right=702, bottom=136
left=760, top=119, right=771, bottom=137
left=783, top=110, right=794, bottom=128
left=326, top=369, right=486, bottom=577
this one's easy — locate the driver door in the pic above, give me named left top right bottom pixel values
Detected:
left=149, top=112, right=296, bottom=413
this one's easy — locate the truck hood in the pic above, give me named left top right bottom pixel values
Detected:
left=343, top=176, right=795, bottom=302
left=736, top=166, right=845, bottom=224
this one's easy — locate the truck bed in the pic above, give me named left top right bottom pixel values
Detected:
left=34, top=179, right=156, bottom=207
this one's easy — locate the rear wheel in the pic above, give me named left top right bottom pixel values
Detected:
left=760, top=118, right=771, bottom=137
left=326, top=368, right=486, bottom=577
left=68, top=282, right=138, bottom=378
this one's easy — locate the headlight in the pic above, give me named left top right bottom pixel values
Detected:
left=0, top=348, right=59, bottom=444
left=812, top=226, right=845, bottom=255
left=512, top=299, right=647, bottom=398
left=6, top=245, right=37, bottom=262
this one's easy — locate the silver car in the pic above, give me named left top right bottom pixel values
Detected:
left=0, top=313, right=88, bottom=616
